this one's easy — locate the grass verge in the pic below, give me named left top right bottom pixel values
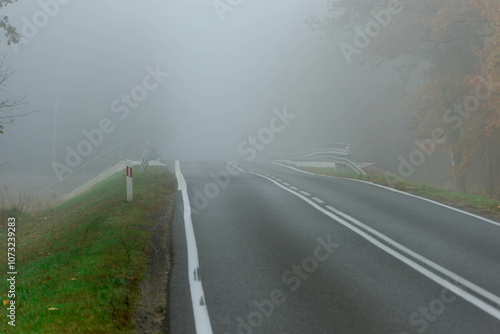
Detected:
left=0, top=166, right=176, bottom=333
left=300, top=166, right=500, bottom=218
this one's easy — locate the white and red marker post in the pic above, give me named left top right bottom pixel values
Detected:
left=126, top=160, right=133, bottom=202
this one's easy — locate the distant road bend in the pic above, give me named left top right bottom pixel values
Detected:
left=169, top=160, right=500, bottom=334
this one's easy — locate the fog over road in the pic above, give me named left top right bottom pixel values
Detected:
left=0, top=0, right=499, bottom=332
left=168, top=161, right=500, bottom=334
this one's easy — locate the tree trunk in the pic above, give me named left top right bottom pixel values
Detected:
left=487, top=137, right=500, bottom=196
left=450, top=129, right=467, bottom=192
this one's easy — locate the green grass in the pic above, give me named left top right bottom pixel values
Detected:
left=301, top=166, right=500, bottom=215
left=0, top=166, right=176, bottom=333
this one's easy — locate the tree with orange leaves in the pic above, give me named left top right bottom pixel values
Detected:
left=455, top=0, right=500, bottom=194
left=307, top=0, right=500, bottom=194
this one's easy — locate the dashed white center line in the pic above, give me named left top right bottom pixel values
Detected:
left=290, top=186, right=298, bottom=190
left=224, top=160, right=245, bottom=173
left=300, top=191, right=311, bottom=196
left=283, top=182, right=290, bottom=186
left=252, top=170, right=500, bottom=321
left=312, top=197, right=324, bottom=204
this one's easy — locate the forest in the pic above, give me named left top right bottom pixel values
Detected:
left=307, top=0, right=500, bottom=196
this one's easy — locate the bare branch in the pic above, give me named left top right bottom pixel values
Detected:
left=0, top=53, right=35, bottom=133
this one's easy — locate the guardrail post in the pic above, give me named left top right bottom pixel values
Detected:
left=126, top=160, right=133, bottom=202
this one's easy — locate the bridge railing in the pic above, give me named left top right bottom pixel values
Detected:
left=38, top=142, right=127, bottom=198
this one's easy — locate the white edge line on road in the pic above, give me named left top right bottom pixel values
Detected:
left=272, top=161, right=500, bottom=228
left=175, top=161, right=214, bottom=334
left=251, top=171, right=500, bottom=320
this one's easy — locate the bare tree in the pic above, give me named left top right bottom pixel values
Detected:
left=0, top=56, right=31, bottom=134
left=0, top=0, right=35, bottom=136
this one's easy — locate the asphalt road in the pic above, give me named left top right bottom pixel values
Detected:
left=168, top=160, right=500, bottom=334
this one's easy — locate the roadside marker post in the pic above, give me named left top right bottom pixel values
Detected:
left=126, top=160, right=133, bottom=202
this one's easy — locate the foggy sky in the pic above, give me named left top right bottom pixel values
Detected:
left=0, top=0, right=413, bottom=197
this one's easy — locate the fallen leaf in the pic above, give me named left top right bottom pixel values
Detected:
left=49, top=308, right=59, bottom=311
left=2, top=300, right=8, bottom=306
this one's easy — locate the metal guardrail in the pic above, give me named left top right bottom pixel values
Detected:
left=140, top=144, right=154, bottom=173
left=313, top=142, right=351, bottom=150
left=326, top=156, right=366, bottom=175
left=272, top=149, right=349, bottom=161
left=270, top=145, right=366, bottom=175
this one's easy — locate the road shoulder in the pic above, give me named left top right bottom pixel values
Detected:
left=134, top=195, right=175, bottom=334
